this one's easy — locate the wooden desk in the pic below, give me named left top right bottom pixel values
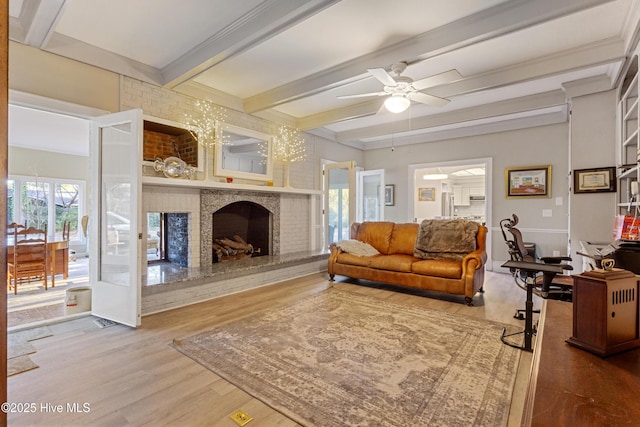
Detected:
left=523, top=300, right=640, bottom=426
left=7, top=240, right=69, bottom=287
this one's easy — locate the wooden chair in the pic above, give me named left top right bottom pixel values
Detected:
left=7, top=225, right=48, bottom=294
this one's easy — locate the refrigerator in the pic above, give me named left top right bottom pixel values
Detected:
left=441, top=192, right=455, bottom=218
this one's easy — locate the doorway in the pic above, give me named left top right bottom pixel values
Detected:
left=408, top=158, right=492, bottom=270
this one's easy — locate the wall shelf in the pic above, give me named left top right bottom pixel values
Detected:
left=142, top=176, right=322, bottom=196
left=618, top=55, right=640, bottom=215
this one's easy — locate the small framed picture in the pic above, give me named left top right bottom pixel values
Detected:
left=418, top=187, right=436, bottom=201
left=573, top=167, right=616, bottom=194
left=506, top=165, right=551, bottom=198
left=384, top=184, right=395, bottom=206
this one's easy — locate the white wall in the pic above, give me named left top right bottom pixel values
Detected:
left=364, top=123, right=571, bottom=270
left=569, top=90, right=617, bottom=272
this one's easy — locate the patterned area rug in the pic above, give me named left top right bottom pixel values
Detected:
left=173, top=290, right=520, bottom=426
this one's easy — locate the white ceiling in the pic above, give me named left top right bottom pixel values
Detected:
left=7, top=0, right=640, bottom=153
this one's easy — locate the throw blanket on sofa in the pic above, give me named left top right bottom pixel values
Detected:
left=414, top=219, right=480, bottom=261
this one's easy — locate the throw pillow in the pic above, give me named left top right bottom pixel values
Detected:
left=335, top=239, right=380, bottom=257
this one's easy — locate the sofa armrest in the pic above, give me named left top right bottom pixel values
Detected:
left=462, top=225, right=488, bottom=271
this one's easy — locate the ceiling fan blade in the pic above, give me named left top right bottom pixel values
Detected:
left=407, top=92, right=450, bottom=107
left=411, top=69, right=462, bottom=91
left=337, top=91, right=387, bottom=99
left=367, top=68, right=398, bottom=87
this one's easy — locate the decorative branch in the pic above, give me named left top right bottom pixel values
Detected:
left=183, top=100, right=229, bottom=148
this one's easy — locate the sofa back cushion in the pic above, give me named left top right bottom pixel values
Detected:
left=389, top=223, right=419, bottom=255
left=414, top=219, right=480, bottom=261
left=352, top=222, right=395, bottom=254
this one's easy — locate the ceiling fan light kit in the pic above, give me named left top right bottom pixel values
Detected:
left=384, top=95, right=411, bottom=113
left=338, top=61, right=461, bottom=113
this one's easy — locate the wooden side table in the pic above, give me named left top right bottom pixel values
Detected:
left=567, top=269, right=640, bottom=357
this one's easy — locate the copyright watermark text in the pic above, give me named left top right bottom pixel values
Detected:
left=1, top=402, right=90, bottom=414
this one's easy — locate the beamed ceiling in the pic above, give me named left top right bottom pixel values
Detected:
left=8, top=0, right=640, bottom=150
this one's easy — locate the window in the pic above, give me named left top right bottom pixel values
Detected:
left=8, top=175, right=85, bottom=242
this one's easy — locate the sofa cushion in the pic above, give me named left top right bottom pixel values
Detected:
left=388, top=223, right=420, bottom=255
left=335, top=252, right=374, bottom=267
left=414, top=219, right=480, bottom=261
left=368, top=254, right=417, bottom=273
left=354, top=222, right=395, bottom=254
left=412, top=259, right=463, bottom=279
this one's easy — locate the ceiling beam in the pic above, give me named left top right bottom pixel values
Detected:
left=425, top=38, right=624, bottom=99
left=20, top=0, right=67, bottom=48
left=243, top=0, right=616, bottom=113
left=336, top=90, right=568, bottom=143
left=297, top=99, right=383, bottom=130
left=161, top=0, right=341, bottom=89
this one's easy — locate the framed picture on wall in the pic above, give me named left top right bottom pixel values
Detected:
left=506, top=165, right=551, bottom=198
left=418, top=187, right=436, bottom=201
left=384, top=184, right=395, bottom=206
left=573, top=167, right=616, bottom=193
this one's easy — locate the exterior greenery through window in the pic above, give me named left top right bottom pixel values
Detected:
left=7, top=175, right=84, bottom=242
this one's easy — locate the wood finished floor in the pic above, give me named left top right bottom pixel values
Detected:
left=8, top=270, right=540, bottom=426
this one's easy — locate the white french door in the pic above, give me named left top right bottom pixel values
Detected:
left=90, top=109, right=143, bottom=327
left=324, top=161, right=357, bottom=246
left=356, top=169, right=385, bottom=222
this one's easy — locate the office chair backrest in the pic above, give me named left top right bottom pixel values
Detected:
left=500, top=214, right=534, bottom=262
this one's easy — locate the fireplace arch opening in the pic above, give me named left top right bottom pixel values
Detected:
left=212, top=201, right=271, bottom=262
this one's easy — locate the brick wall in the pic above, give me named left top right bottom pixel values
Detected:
left=142, top=130, right=198, bottom=165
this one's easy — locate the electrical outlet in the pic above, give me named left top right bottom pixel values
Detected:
left=553, top=250, right=560, bottom=257
left=542, top=209, right=552, bottom=217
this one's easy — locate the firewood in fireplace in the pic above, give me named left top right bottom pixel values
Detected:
left=213, top=236, right=256, bottom=262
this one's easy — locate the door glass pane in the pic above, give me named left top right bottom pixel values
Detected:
left=22, top=180, right=49, bottom=230
left=147, top=212, right=162, bottom=262
left=55, top=183, right=80, bottom=241
left=7, top=179, right=14, bottom=224
left=100, top=123, right=133, bottom=286
left=327, top=167, right=350, bottom=244
left=362, top=174, right=382, bottom=221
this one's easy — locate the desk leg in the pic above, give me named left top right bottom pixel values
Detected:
left=524, top=280, right=534, bottom=352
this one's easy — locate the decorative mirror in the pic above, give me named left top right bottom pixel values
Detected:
left=214, top=123, right=273, bottom=182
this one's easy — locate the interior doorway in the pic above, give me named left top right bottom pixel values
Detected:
left=408, top=157, right=492, bottom=270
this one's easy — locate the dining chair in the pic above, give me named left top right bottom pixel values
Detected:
left=7, top=225, right=48, bottom=294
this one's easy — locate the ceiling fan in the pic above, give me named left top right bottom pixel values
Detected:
left=338, top=62, right=462, bottom=113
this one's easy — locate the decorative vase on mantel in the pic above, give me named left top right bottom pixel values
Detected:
left=284, top=162, right=291, bottom=188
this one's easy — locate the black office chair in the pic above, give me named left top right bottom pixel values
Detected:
left=499, top=214, right=573, bottom=351
left=500, top=214, right=573, bottom=300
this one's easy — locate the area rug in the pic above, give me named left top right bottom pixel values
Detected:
left=7, top=326, right=53, bottom=377
left=172, top=290, right=521, bottom=427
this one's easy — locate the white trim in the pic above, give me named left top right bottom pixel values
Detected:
left=9, top=89, right=110, bottom=118
left=408, top=157, right=493, bottom=270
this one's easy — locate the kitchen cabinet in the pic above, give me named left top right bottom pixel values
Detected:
left=453, top=185, right=470, bottom=206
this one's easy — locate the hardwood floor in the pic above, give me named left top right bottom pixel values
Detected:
left=8, top=270, right=539, bottom=426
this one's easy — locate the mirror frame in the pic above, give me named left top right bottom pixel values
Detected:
left=142, top=115, right=206, bottom=174
left=213, top=122, right=273, bottom=182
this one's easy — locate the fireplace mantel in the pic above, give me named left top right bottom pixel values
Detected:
left=142, top=176, right=322, bottom=195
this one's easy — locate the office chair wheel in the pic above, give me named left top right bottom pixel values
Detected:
left=514, top=309, right=525, bottom=320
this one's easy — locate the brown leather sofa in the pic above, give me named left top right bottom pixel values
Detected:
left=328, top=221, right=488, bottom=305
